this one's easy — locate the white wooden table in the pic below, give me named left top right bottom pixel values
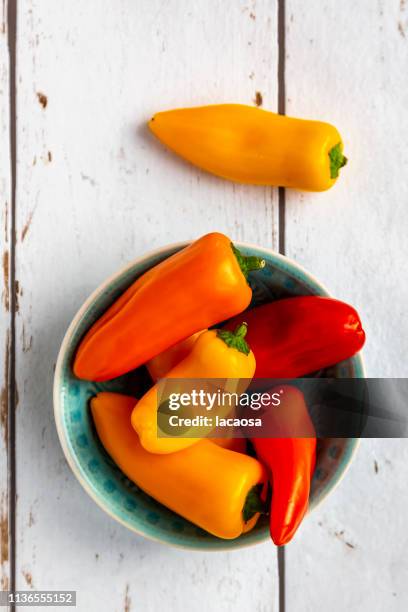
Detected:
left=1, top=1, right=408, bottom=610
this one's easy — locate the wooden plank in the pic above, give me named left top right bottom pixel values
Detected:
left=15, top=1, right=280, bottom=609
left=285, top=1, right=408, bottom=609
left=0, top=0, right=11, bottom=598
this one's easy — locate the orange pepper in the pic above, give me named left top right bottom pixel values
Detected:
left=132, top=324, right=255, bottom=454
left=146, top=330, right=247, bottom=454
left=91, top=392, right=267, bottom=539
left=73, top=232, right=264, bottom=381
left=146, top=331, right=205, bottom=382
left=149, top=104, right=347, bottom=191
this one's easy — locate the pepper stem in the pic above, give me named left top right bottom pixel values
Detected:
left=231, top=244, right=265, bottom=280
left=217, top=323, right=250, bottom=356
left=243, top=485, right=267, bottom=522
left=329, top=142, right=348, bottom=179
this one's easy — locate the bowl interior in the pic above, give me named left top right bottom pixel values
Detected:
left=54, top=243, right=364, bottom=550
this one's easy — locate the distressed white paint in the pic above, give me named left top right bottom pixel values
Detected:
left=14, top=1, right=279, bottom=610
left=5, top=0, right=408, bottom=610
left=0, top=0, right=10, bottom=596
left=285, top=1, right=408, bottom=610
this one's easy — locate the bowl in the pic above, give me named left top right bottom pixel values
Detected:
left=54, top=241, right=365, bottom=550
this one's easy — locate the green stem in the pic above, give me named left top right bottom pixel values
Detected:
left=243, top=485, right=267, bottom=522
left=231, top=244, right=265, bottom=280
left=329, top=142, right=348, bottom=179
left=217, top=323, right=250, bottom=355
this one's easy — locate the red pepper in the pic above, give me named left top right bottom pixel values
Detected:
left=224, top=296, right=365, bottom=380
left=252, top=385, right=316, bottom=545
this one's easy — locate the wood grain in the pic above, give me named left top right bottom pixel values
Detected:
left=285, top=1, right=408, bottom=610
left=14, top=1, right=280, bottom=609
left=0, top=0, right=11, bottom=597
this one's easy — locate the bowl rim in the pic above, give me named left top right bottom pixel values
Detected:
left=53, top=239, right=365, bottom=550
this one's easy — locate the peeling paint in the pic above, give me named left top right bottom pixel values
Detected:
left=36, top=92, right=48, bottom=109
left=14, top=279, right=20, bottom=312
left=0, top=385, right=7, bottom=447
left=124, top=584, right=131, bottom=612
left=0, top=493, right=8, bottom=574
left=254, top=91, right=263, bottom=107
left=374, top=459, right=379, bottom=473
left=398, top=21, right=406, bottom=37
left=2, top=251, right=9, bottom=311
left=0, top=330, right=9, bottom=448
left=21, top=210, right=35, bottom=242
left=22, top=570, right=34, bottom=588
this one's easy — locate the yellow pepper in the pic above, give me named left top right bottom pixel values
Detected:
left=149, top=104, right=347, bottom=191
left=91, top=392, right=267, bottom=539
left=132, top=323, right=255, bottom=454
left=146, top=329, right=247, bottom=454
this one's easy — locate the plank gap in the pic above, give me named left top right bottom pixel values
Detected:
left=277, top=546, right=286, bottom=612
left=277, top=0, right=286, bottom=608
left=7, top=0, right=18, bottom=606
left=278, top=0, right=286, bottom=258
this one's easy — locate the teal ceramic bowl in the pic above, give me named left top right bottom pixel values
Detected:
left=54, top=241, right=365, bottom=550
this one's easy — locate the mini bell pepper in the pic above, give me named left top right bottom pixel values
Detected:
left=149, top=104, right=347, bottom=191
left=146, top=331, right=205, bottom=382
left=91, top=392, right=267, bottom=539
left=252, top=385, right=316, bottom=545
left=73, top=233, right=264, bottom=381
left=146, top=329, right=246, bottom=454
left=132, top=323, right=255, bottom=454
left=224, top=296, right=365, bottom=381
